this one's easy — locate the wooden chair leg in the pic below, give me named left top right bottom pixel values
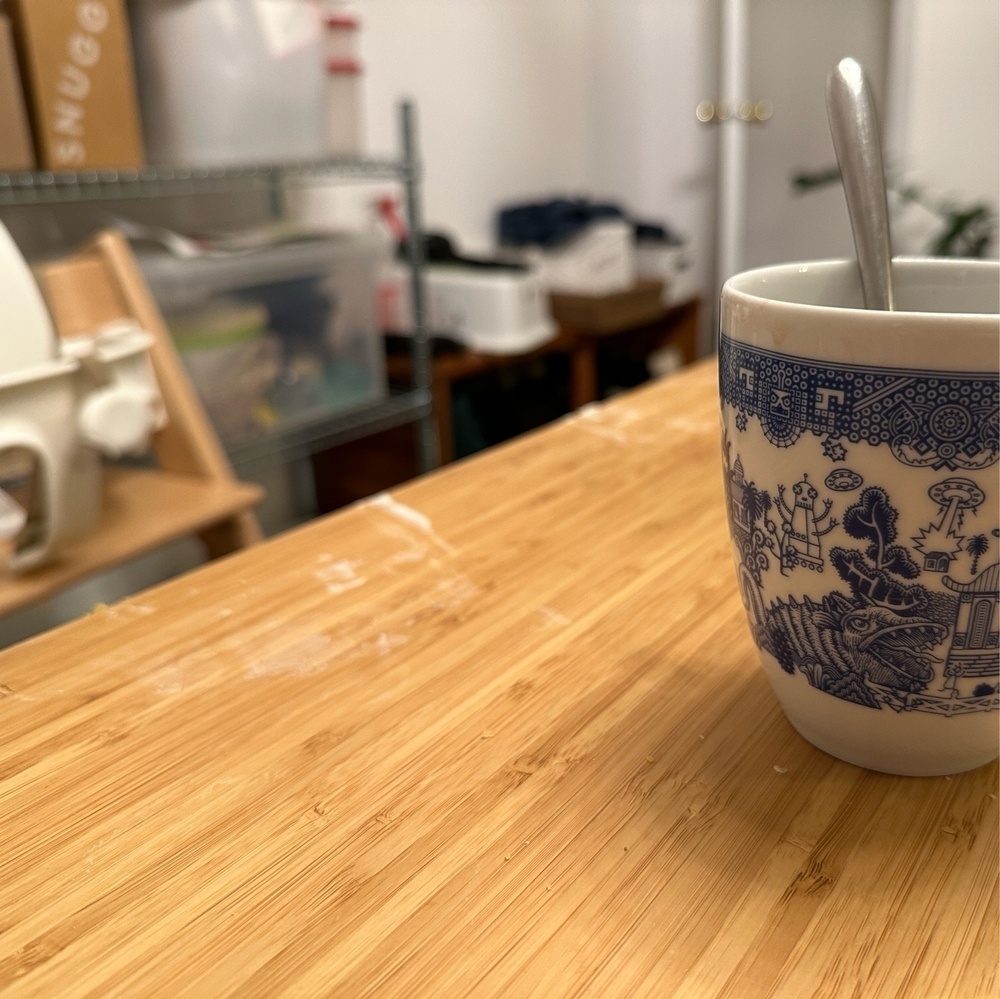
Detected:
left=88, top=230, right=262, bottom=549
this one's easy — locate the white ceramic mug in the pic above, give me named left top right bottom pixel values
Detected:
left=720, top=257, right=999, bottom=775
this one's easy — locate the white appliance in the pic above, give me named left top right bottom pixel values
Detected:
left=0, top=222, right=166, bottom=571
left=381, top=261, right=556, bottom=356
left=634, top=238, right=697, bottom=306
left=501, top=219, right=636, bottom=296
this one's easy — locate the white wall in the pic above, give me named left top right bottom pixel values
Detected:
left=888, top=0, right=999, bottom=208
left=886, top=0, right=999, bottom=255
left=587, top=0, right=720, bottom=310
left=739, top=0, right=893, bottom=272
left=357, top=0, right=720, bottom=309
left=358, top=0, right=595, bottom=254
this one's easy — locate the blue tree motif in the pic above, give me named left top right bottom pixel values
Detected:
left=830, top=487, right=924, bottom=610
left=842, top=488, right=921, bottom=577
left=734, top=479, right=777, bottom=587
left=967, top=534, right=990, bottom=575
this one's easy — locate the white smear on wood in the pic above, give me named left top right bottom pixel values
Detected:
left=429, top=573, right=478, bottom=609
left=538, top=605, right=571, bottom=626
left=402, top=571, right=479, bottom=625
left=245, top=625, right=408, bottom=677
left=120, top=601, right=155, bottom=617
left=145, top=646, right=223, bottom=696
left=314, top=559, right=368, bottom=596
left=151, top=667, right=184, bottom=695
left=198, top=776, right=246, bottom=801
left=571, top=404, right=652, bottom=446
left=84, top=831, right=122, bottom=870
left=92, top=601, right=156, bottom=622
left=1, top=685, right=36, bottom=702
left=660, top=415, right=716, bottom=435
left=569, top=402, right=610, bottom=421
left=375, top=632, right=408, bottom=656
left=246, top=634, right=340, bottom=678
left=326, top=578, right=366, bottom=596
left=384, top=548, right=428, bottom=571
left=366, top=491, right=456, bottom=554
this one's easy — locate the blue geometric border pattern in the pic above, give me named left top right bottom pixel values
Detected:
left=720, top=332, right=999, bottom=470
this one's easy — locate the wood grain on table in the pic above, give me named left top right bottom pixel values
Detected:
left=0, top=359, right=996, bottom=998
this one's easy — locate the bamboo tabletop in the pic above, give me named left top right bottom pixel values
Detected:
left=1, top=359, right=996, bottom=998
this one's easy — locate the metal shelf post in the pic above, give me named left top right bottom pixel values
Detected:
left=400, top=101, right=440, bottom=473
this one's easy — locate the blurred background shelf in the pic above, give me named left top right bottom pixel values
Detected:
left=0, top=156, right=409, bottom=205
left=0, top=102, right=439, bottom=542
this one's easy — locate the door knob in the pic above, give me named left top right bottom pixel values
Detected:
left=697, top=100, right=771, bottom=123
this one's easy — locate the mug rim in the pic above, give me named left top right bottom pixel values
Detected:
left=722, top=256, right=1000, bottom=322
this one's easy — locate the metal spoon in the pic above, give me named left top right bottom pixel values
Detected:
left=826, top=57, right=894, bottom=310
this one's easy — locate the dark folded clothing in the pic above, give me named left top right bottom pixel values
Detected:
left=497, top=198, right=626, bottom=248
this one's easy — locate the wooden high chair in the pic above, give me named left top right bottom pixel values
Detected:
left=0, top=228, right=264, bottom=616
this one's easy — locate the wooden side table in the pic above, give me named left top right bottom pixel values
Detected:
left=562, top=295, right=701, bottom=408
left=386, top=296, right=701, bottom=463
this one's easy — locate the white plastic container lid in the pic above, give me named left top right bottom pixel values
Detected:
left=135, top=234, right=391, bottom=311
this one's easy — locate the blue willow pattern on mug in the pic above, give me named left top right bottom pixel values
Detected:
left=719, top=333, right=1000, bottom=716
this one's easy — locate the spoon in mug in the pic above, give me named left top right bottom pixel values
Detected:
left=826, top=57, right=895, bottom=310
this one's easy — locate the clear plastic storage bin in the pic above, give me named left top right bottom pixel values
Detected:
left=136, top=234, right=389, bottom=450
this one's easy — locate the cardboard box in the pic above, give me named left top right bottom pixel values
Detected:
left=0, top=16, right=34, bottom=170
left=549, top=279, right=666, bottom=335
left=6, top=0, right=144, bottom=170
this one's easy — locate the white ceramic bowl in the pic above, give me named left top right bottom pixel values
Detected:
left=720, top=258, right=999, bottom=775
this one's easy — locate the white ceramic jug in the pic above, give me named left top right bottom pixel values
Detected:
left=0, top=223, right=166, bottom=570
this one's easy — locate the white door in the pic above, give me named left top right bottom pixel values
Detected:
left=712, top=0, right=893, bottom=283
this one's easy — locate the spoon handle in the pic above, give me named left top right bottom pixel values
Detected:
left=826, top=57, right=894, bottom=311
